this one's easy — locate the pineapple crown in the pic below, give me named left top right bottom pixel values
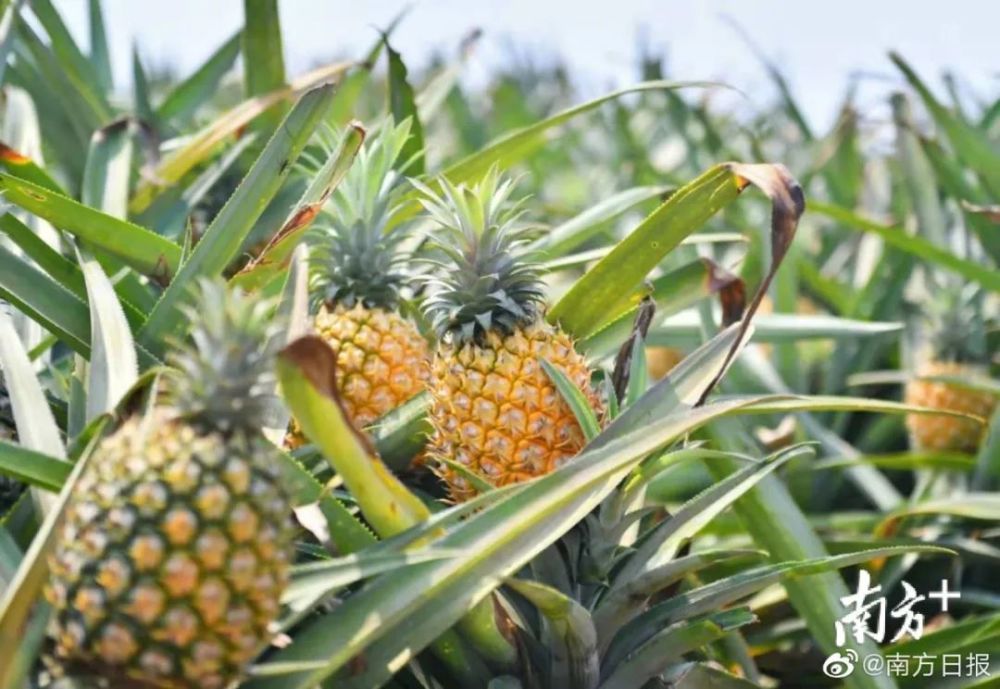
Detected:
left=168, top=279, right=283, bottom=435
left=917, top=282, right=989, bottom=365
left=415, top=167, right=545, bottom=344
left=309, top=119, right=417, bottom=311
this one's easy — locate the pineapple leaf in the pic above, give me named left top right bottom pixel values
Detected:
left=891, top=52, right=1000, bottom=199
left=0, top=248, right=91, bottom=354
left=232, top=121, right=365, bottom=291
left=0, top=172, right=182, bottom=280
left=76, top=248, right=139, bottom=420
left=603, top=545, right=953, bottom=677
left=0, top=415, right=103, bottom=689
left=0, top=440, right=70, bottom=492
left=541, top=358, right=601, bottom=441
left=550, top=163, right=803, bottom=347
left=810, top=202, right=1000, bottom=292
left=506, top=578, right=600, bottom=689
left=532, top=185, right=668, bottom=257
left=139, top=83, right=335, bottom=354
left=242, top=0, right=288, bottom=131
left=0, top=141, right=63, bottom=194
left=598, top=609, right=757, bottom=689
left=439, top=80, right=718, bottom=189
left=276, top=335, right=431, bottom=537
left=129, top=61, right=352, bottom=214
left=242, top=394, right=788, bottom=689
left=385, top=38, right=425, bottom=175
left=86, top=0, right=112, bottom=93
left=157, top=30, right=243, bottom=123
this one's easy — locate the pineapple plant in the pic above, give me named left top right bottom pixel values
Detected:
left=285, top=119, right=429, bottom=448
left=0, top=373, right=24, bottom=514
left=904, top=288, right=997, bottom=452
left=416, top=168, right=601, bottom=501
left=44, top=281, right=295, bottom=689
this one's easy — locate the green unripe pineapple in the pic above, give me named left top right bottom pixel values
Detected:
left=45, top=281, right=295, bottom=689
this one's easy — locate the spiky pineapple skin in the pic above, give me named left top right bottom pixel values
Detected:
left=904, top=361, right=996, bottom=452
left=427, top=320, right=600, bottom=501
left=287, top=303, right=429, bottom=448
left=46, top=410, right=294, bottom=689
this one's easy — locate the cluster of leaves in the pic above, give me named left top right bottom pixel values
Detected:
left=0, top=2, right=995, bottom=689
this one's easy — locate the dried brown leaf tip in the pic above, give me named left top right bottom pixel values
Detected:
left=0, top=143, right=30, bottom=164
left=703, top=259, right=745, bottom=327
left=280, top=335, right=341, bottom=401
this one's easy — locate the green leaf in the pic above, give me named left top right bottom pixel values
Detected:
left=0, top=0, right=21, bottom=86
left=0, top=440, right=71, bottom=492
left=276, top=337, right=431, bottom=537
left=258, top=245, right=310, bottom=446
left=0, top=313, right=65, bottom=460
left=598, top=609, right=756, bottom=689
left=550, top=163, right=803, bottom=340
left=138, top=84, right=335, bottom=354
left=369, top=393, right=432, bottom=472
left=280, top=549, right=457, bottom=632
left=76, top=249, right=139, bottom=420
left=139, top=133, right=256, bottom=238
left=231, top=122, right=365, bottom=291
left=604, top=546, right=952, bottom=676
left=541, top=359, right=601, bottom=441
left=594, top=549, right=763, bottom=648
left=131, top=45, right=155, bottom=124
left=27, top=0, right=110, bottom=119
left=581, top=259, right=744, bottom=357
left=129, top=61, right=351, bottom=214
left=890, top=52, right=1000, bottom=198
left=879, top=494, right=1000, bottom=531
left=441, top=81, right=715, bottom=188
left=0, top=172, right=182, bottom=280
left=242, top=0, right=287, bottom=131
left=506, top=578, right=600, bottom=689
left=531, top=186, right=668, bottom=257
left=644, top=310, right=903, bottom=347
left=385, top=39, right=425, bottom=175
left=86, top=0, right=112, bottom=94
left=0, top=142, right=63, bottom=194
left=157, top=30, right=242, bottom=123
left=0, top=242, right=91, bottom=356
left=810, top=201, right=1000, bottom=292
left=242, top=394, right=786, bottom=689
left=0, top=419, right=105, bottom=689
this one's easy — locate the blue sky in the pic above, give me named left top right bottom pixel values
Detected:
left=57, top=0, right=998, bottom=132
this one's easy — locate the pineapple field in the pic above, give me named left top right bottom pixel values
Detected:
left=0, top=2, right=998, bottom=688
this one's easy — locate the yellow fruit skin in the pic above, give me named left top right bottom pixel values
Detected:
left=46, top=411, right=294, bottom=689
left=427, top=320, right=601, bottom=501
left=905, top=361, right=997, bottom=453
left=645, top=347, right=684, bottom=380
left=286, top=303, right=429, bottom=449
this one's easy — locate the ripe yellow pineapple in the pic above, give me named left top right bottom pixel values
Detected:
left=904, top=288, right=996, bottom=453
left=905, top=360, right=995, bottom=452
left=416, top=169, right=601, bottom=501
left=286, top=119, right=429, bottom=448
left=46, top=281, right=294, bottom=689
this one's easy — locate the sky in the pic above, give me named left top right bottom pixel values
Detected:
left=55, top=0, right=999, bottom=133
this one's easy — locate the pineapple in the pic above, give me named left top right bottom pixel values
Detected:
left=417, top=169, right=601, bottom=501
left=905, top=360, right=995, bottom=452
left=904, top=288, right=997, bottom=452
left=645, top=346, right=684, bottom=380
left=286, top=120, right=429, bottom=448
left=45, top=281, right=295, bottom=689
